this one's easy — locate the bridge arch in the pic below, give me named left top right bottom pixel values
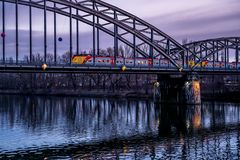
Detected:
left=1, top=0, right=185, bottom=69
left=184, top=37, right=240, bottom=70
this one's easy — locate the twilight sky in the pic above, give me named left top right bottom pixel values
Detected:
left=105, top=0, right=240, bottom=41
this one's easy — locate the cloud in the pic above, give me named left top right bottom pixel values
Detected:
left=145, top=0, right=240, bottom=42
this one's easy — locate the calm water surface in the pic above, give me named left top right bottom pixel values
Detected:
left=0, top=95, right=240, bottom=159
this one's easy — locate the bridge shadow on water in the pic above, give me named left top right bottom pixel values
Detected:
left=0, top=95, right=240, bottom=159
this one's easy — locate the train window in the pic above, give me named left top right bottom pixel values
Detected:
left=117, top=61, right=119, bottom=63
left=138, top=61, right=140, bottom=64
left=107, top=60, right=109, bottom=63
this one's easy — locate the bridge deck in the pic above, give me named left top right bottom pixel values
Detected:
left=1, top=64, right=240, bottom=75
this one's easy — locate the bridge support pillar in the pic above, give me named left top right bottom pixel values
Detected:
left=154, top=74, right=201, bottom=104
left=154, top=75, right=184, bottom=103
left=184, top=74, right=201, bottom=104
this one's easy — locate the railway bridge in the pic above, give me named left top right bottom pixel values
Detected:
left=0, top=0, right=240, bottom=103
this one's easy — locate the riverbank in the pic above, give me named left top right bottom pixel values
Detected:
left=0, top=89, right=153, bottom=99
left=202, top=92, right=240, bottom=102
left=1, top=89, right=240, bottom=102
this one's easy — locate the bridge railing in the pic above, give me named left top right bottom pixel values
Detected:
left=1, top=58, right=240, bottom=72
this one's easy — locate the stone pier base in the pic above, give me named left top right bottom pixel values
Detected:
left=154, top=74, right=201, bottom=104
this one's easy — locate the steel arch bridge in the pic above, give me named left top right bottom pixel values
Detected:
left=0, top=0, right=239, bottom=74
left=184, top=37, right=240, bottom=72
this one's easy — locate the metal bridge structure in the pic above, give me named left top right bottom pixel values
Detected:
left=183, top=37, right=240, bottom=73
left=0, top=0, right=239, bottom=74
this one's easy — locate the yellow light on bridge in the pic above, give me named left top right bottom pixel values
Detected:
left=121, top=65, right=127, bottom=71
left=41, top=63, right=47, bottom=71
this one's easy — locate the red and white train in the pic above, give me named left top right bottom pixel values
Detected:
left=71, top=55, right=240, bottom=69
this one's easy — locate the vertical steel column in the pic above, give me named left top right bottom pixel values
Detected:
left=186, top=50, right=189, bottom=69
left=236, top=38, right=239, bottom=69
left=150, top=29, right=153, bottom=67
left=54, top=3, right=56, bottom=64
left=69, top=0, right=72, bottom=65
left=97, top=17, right=99, bottom=56
left=205, top=44, right=207, bottom=62
left=76, top=10, right=79, bottom=55
left=29, top=0, right=32, bottom=63
left=216, top=41, right=219, bottom=62
left=167, top=39, right=172, bottom=68
left=92, top=0, right=96, bottom=65
left=16, top=0, right=19, bottom=64
left=167, top=40, right=170, bottom=68
left=114, top=10, right=118, bottom=65
left=193, top=44, right=196, bottom=62
left=200, top=44, right=203, bottom=69
left=213, top=41, right=215, bottom=70
left=69, top=3, right=72, bottom=64
left=226, top=41, right=229, bottom=64
left=191, top=45, right=195, bottom=69
left=167, top=40, right=170, bottom=55
left=133, top=19, right=136, bottom=67
left=44, top=0, right=47, bottom=63
left=224, top=40, right=227, bottom=69
left=2, top=0, right=5, bottom=63
left=182, top=50, right=184, bottom=70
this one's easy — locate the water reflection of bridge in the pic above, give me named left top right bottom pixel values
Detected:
left=0, top=96, right=240, bottom=159
left=1, top=96, right=240, bottom=136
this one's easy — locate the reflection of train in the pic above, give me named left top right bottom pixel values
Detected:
left=72, top=55, right=240, bottom=69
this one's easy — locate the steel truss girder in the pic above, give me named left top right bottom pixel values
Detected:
left=2, top=0, right=186, bottom=69
left=184, top=37, right=240, bottom=70
left=86, top=0, right=185, bottom=64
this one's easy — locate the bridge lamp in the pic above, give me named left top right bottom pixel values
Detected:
left=41, top=63, right=48, bottom=71
left=154, top=82, right=160, bottom=87
left=121, top=65, right=127, bottom=71
left=179, top=67, right=183, bottom=72
left=185, top=81, right=190, bottom=87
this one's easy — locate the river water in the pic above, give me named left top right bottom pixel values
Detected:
left=0, top=95, right=240, bottom=159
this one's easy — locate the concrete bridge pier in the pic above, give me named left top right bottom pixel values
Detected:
left=154, top=74, right=201, bottom=104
